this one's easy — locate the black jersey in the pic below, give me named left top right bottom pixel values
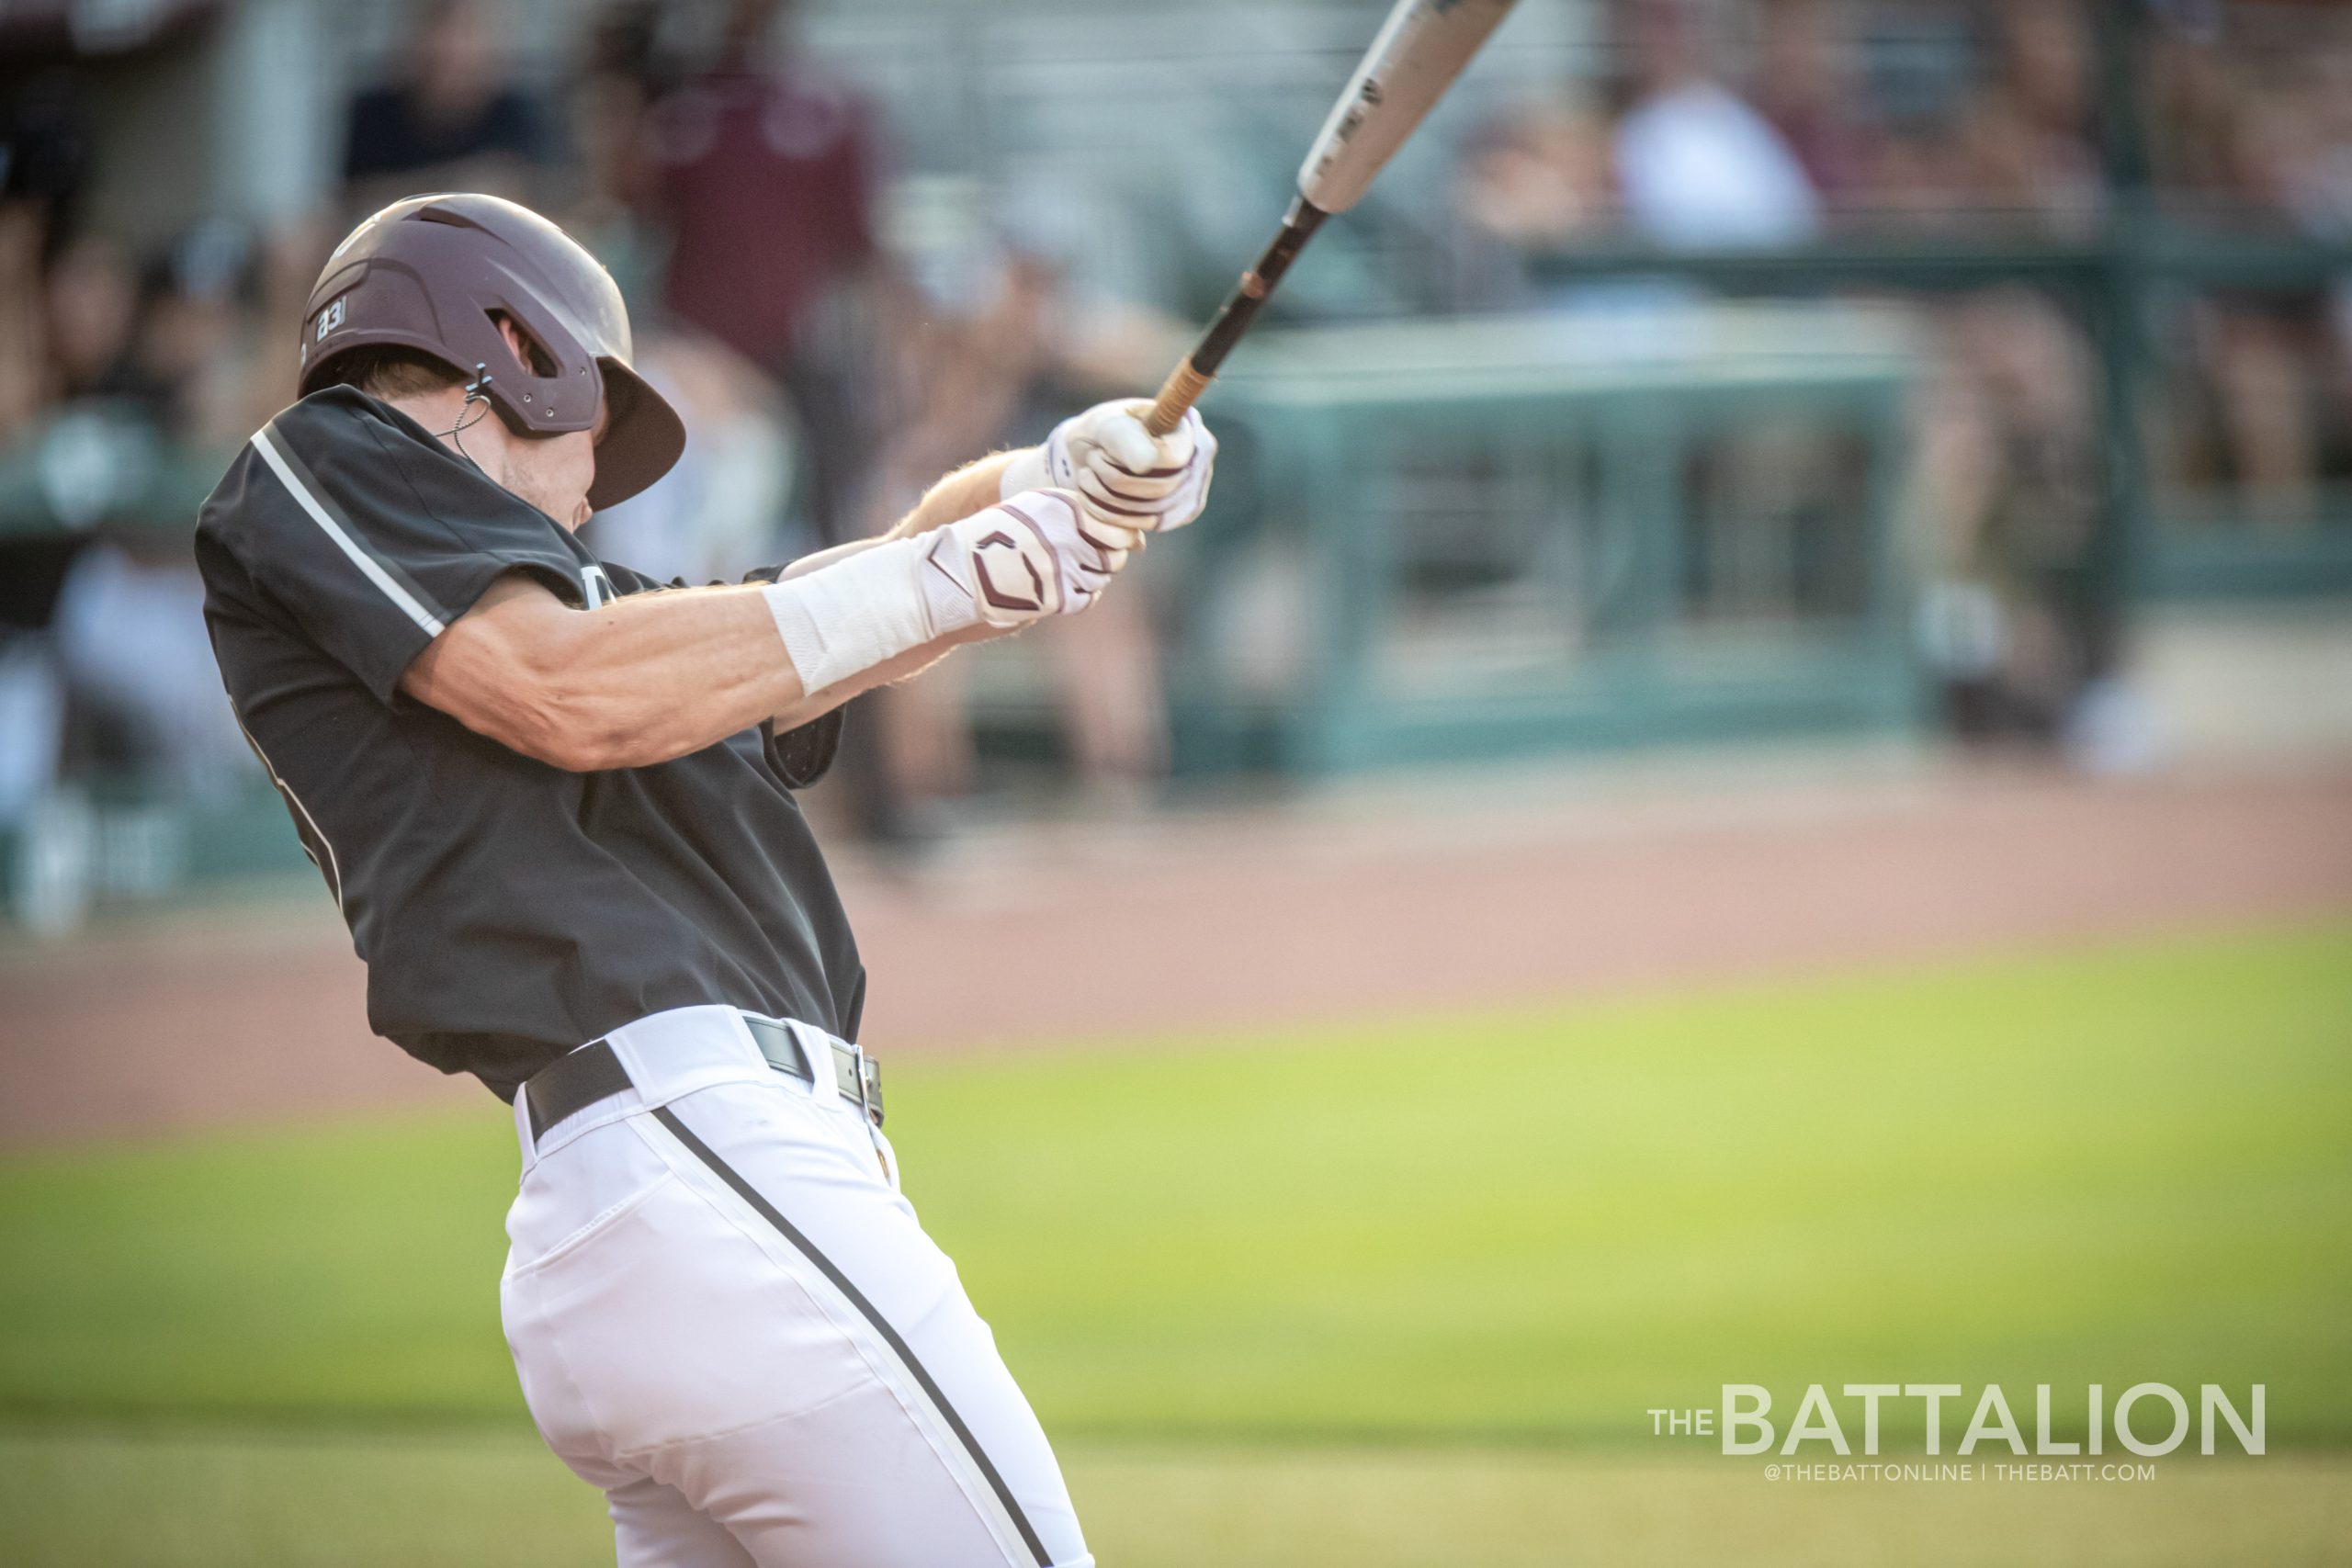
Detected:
left=195, top=387, right=864, bottom=1100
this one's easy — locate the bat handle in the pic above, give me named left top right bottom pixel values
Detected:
left=1143, top=358, right=1213, bottom=438
left=1140, top=198, right=1327, bottom=440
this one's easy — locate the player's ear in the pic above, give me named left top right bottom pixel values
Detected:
left=491, top=311, right=558, bottom=377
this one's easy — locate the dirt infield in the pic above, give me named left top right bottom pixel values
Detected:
left=3, top=756, right=2348, bottom=1148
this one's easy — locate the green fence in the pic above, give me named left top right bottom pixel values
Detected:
left=1530, top=220, right=2352, bottom=635
left=1160, top=307, right=1923, bottom=775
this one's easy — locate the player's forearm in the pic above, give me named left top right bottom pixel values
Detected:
left=768, top=623, right=989, bottom=732
left=764, top=487, right=1122, bottom=734
left=772, top=453, right=1022, bottom=586
left=759, top=449, right=1019, bottom=600
left=755, top=449, right=1027, bottom=728
left=885, top=450, right=1023, bottom=541
left=775, top=536, right=886, bottom=581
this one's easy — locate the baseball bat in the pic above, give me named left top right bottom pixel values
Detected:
left=1142, top=0, right=1521, bottom=436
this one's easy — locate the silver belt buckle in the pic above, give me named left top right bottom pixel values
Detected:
left=822, top=1037, right=884, bottom=1127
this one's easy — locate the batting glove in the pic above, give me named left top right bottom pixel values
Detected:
left=920, top=488, right=1144, bottom=632
left=1001, top=399, right=1218, bottom=536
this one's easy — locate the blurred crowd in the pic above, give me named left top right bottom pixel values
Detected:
left=1459, top=0, right=2352, bottom=249
left=1453, top=0, right=2352, bottom=741
left=0, top=0, right=1192, bottom=929
left=3, top=0, right=2350, bottom=924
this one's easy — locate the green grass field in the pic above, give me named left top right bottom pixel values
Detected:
left=3, top=922, right=2348, bottom=1563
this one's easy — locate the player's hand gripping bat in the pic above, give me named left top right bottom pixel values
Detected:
left=1141, top=0, right=1521, bottom=436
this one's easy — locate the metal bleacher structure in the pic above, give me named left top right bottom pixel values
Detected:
left=5, top=0, right=2350, bottom=922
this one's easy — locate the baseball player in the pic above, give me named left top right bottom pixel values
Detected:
left=195, top=193, right=1214, bottom=1568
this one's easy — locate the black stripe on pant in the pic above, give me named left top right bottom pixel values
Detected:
left=649, top=1106, right=1054, bottom=1567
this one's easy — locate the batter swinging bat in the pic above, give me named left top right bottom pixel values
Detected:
left=1142, top=0, right=1521, bottom=436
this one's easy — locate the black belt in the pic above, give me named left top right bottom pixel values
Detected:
left=524, top=1013, right=883, bottom=1144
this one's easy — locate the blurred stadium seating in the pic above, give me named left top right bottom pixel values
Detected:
left=2, top=0, right=2347, bottom=929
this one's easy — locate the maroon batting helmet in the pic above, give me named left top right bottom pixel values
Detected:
left=300, top=193, right=685, bottom=510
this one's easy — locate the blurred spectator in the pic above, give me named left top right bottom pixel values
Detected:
left=635, top=0, right=916, bottom=836
left=586, top=334, right=804, bottom=586
left=1446, top=97, right=1722, bottom=337
left=0, top=177, right=260, bottom=926
left=42, top=231, right=150, bottom=405
left=0, top=68, right=95, bottom=245
left=1914, top=288, right=2103, bottom=740
left=1456, top=102, right=1611, bottom=254
left=0, top=203, right=47, bottom=441
left=2143, top=3, right=2247, bottom=212
left=44, top=223, right=250, bottom=802
left=1611, top=0, right=1820, bottom=248
left=1, top=71, right=93, bottom=436
left=54, top=538, right=252, bottom=804
left=2142, top=3, right=2352, bottom=527
left=556, top=6, right=810, bottom=588
left=133, top=221, right=259, bottom=452
left=0, top=73, right=91, bottom=885
left=1952, top=0, right=2103, bottom=231
left=1754, top=0, right=1871, bottom=209
left=872, top=184, right=1194, bottom=807
left=342, top=0, right=548, bottom=212
left=649, top=0, right=882, bottom=409
left=560, top=1, right=679, bottom=300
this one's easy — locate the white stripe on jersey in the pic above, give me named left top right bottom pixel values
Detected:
left=250, top=425, right=447, bottom=637
left=231, top=705, right=345, bottom=914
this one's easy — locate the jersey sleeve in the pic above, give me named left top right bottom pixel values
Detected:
left=763, top=707, right=843, bottom=789
left=202, top=394, right=594, bottom=704
left=596, top=559, right=686, bottom=595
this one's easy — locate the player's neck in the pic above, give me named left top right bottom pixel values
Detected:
left=376, top=383, right=595, bottom=531
left=382, top=385, right=494, bottom=463
left=381, top=386, right=526, bottom=513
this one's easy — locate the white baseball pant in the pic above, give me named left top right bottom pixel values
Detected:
left=500, top=1004, right=1092, bottom=1567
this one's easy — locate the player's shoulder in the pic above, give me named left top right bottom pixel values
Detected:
left=263, top=384, right=413, bottom=460
left=198, top=386, right=419, bottom=554
left=207, top=386, right=396, bottom=494
left=235, top=385, right=448, bottom=500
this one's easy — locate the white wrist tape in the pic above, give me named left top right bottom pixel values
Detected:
left=761, top=536, right=948, bottom=695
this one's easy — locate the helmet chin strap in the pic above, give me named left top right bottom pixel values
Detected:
left=439, top=363, right=495, bottom=468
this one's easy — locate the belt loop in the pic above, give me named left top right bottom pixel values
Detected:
left=729, top=1008, right=769, bottom=1077
left=783, top=1019, right=831, bottom=1104
left=513, top=1084, right=537, bottom=1170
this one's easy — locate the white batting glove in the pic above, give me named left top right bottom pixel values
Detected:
left=918, top=488, right=1144, bottom=632
left=1001, top=400, right=1218, bottom=535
